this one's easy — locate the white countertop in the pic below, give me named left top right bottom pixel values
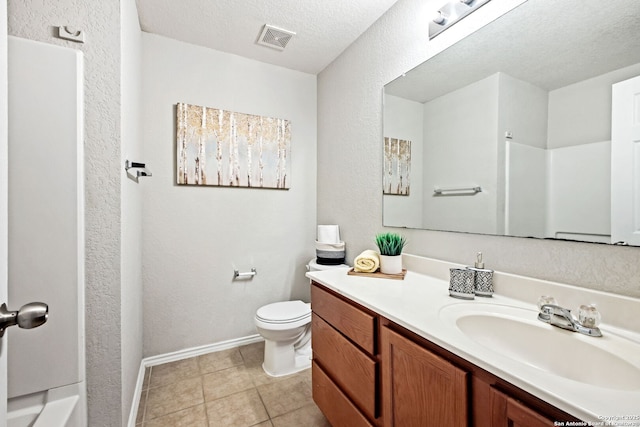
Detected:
left=306, top=254, right=640, bottom=426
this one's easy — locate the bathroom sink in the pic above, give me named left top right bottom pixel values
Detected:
left=439, top=303, right=640, bottom=391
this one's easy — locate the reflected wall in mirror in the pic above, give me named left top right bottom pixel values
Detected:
left=383, top=0, right=640, bottom=246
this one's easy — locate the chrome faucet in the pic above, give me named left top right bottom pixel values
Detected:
left=538, top=303, right=602, bottom=337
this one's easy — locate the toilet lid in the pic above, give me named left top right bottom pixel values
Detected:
left=256, top=300, right=311, bottom=324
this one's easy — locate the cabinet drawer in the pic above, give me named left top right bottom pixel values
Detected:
left=312, top=361, right=374, bottom=427
left=311, top=283, right=376, bottom=354
left=312, top=314, right=377, bottom=420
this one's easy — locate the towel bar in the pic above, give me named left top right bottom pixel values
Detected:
left=433, top=186, right=482, bottom=196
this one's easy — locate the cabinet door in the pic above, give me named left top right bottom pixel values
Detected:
left=381, top=326, right=469, bottom=427
left=491, top=387, right=556, bottom=427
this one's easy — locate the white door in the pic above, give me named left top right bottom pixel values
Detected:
left=612, top=75, right=640, bottom=245
left=1, top=2, right=9, bottom=425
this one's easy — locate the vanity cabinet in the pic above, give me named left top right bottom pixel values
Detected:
left=381, top=326, right=469, bottom=427
left=379, top=321, right=578, bottom=427
left=490, top=388, right=556, bottom=427
left=310, top=283, right=380, bottom=426
left=310, top=282, right=579, bottom=427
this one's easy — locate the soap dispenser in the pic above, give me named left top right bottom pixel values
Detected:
left=468, top=252, right=494, bottom=297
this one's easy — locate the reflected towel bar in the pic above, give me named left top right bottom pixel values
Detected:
left=433, top=186, right=482, bottom=196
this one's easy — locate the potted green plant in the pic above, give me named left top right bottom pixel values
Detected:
left=375, top=232, right=406, bottom=274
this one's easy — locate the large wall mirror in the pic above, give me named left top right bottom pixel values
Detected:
left=383, top=0, right=640, bottom=246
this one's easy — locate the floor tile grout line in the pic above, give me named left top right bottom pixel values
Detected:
left=143, top=401, right=207, bottom=424
left=143, top=370, right=207, bottom=423
left=254, top=379, right=274, bottom=422
left=138, top=342, right=324, bottom=426
left=199, top=370, right=212, bottom=427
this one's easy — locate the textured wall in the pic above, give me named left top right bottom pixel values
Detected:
left=7, top=0, right=124, bottom=425
left=141, top=33, right=317, bottom=357
left=318, top=0, right=640, bottom=298
left=120, top=0, right=143, bottom=424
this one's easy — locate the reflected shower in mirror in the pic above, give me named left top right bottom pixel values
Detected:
left=383, top=0, right=640, bottom=245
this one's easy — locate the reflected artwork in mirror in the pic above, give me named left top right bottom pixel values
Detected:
left=383, top=0, right=640, bottom=246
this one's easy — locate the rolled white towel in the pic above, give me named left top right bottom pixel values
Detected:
left=353, top=250, right=380, bottom=273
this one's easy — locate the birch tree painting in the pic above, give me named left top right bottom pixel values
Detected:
left=177, top=102, right=291, bottom=189
left=383, top=137, right=411, bottom=195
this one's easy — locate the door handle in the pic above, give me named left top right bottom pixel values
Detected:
left=0, top=302, right=48, bottom=337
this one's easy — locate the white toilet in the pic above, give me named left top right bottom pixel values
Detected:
left=254, top=259, right=347, bottom=377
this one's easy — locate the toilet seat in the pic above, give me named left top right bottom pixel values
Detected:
left=256, top=300, right=311, bottom=324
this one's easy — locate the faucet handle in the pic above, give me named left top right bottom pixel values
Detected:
left=537, top=295, right=557, bottom=311
left=578, top=304, right=601, bottom=328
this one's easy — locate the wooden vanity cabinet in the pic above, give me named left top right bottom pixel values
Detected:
left=311, top=281, right=580, bottom=427
left=381, top=326, right=469, bottom=427
left=380, top=322, right=580, bottom=427
left=490, top=388, right=556, bottom=427
left=311, top=283, right=380, bottom=426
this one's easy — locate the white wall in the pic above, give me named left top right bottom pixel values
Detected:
left=498, top=73, right=548, bottom=150
left=8, top=1, right=124, bottom=425
left=422, top=74, right=500, bottom=235
left=383, top=94, right=423, bottom=228
left=548, top=62, right=640, bottom=149
left=141, top=33, right=317, bottom=357
left=318, top=0, right=640, bottom=298
left=120, top=0, right=143, bottom=424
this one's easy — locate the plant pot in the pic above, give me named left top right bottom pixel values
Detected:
left=379, top=254, right=403, bottom=275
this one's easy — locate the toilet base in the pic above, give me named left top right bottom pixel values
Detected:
left=262, top=336, right=312, bottom=377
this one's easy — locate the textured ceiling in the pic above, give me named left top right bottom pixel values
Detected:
left=135, top=0, right=400, bottom=75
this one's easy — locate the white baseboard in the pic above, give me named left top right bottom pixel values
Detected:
left=127, top=334, right=264, bottom=427
left=142, top=334, right=263, bottom=367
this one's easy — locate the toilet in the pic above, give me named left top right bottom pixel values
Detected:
left=254, top=259, right=348, bottom=377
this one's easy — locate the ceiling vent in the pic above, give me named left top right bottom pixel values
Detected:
left=257, top=24, right=296, bottom=51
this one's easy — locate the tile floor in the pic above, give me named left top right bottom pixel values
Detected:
left=135, top=341, right=331, bottom=427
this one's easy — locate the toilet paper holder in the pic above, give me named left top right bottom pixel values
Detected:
left=234, top=268, right=257, bottom=280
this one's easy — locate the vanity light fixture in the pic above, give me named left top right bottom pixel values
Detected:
left=429, top=0, right=492, bottom=39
